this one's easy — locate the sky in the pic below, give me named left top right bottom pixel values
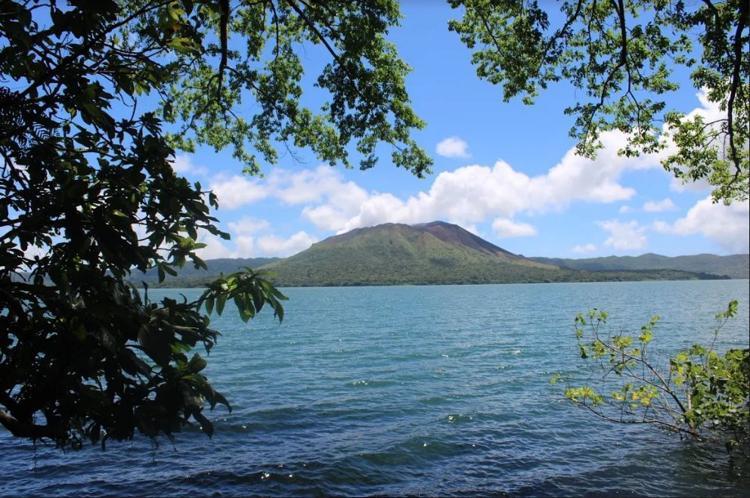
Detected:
left=172, top=2, right=749, bottom=260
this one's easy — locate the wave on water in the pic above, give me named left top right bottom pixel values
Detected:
left=1, top=281, right=749, bottom=497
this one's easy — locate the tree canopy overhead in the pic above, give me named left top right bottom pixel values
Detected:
left=0, top=0, right=428, bottom=448
left=449, top=0, right=749, bottom=202
left=153, top=0, right=431, bottom=175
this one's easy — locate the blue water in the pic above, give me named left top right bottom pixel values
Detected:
left=2, top=280, right=749, bottom=497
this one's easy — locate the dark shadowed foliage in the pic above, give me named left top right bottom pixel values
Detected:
left=0, top=0, right=428, bottom=448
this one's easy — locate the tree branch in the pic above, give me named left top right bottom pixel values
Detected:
left=726, top=0, right=747, bottom=181
left=20, top=0, right=172, bottom=99
left=0, top=409, right=64, bottom=441
left=534, top=0, right=585, bottom=78
left=577, top=401, right=701, bottom=438
left=285, top=0, right=340, bottom=63
left=217, top=0, right=230, bottom=98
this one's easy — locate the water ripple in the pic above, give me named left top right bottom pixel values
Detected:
left=1, top=281, right=748, bottom=497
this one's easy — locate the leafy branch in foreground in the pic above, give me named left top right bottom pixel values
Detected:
left=200, top=268, right=286, bottom=323
left=1, top=0, right=425, bottom=449
left=556, top=301, right=749, bottom=455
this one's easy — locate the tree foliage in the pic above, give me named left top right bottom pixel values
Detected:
left=449, top=0, right=749, bottom=202
left=556, top=301, right=749, bottom=456
left=0, top=0, right=427, bottom=448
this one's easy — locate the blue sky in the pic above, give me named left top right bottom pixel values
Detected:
left=173, top=2, right=749, bottom=259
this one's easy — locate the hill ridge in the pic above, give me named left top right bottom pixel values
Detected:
left=133, top=221, right=746, bottom=287
left=258, top=222, right=731, bottom=286
left=531, top=253, right=749, bottom=279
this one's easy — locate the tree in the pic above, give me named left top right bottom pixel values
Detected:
left=449, top=0, right=749, bottom=202
left=0, top=0, right=429, bottom=448
left=557, top=301, right=749, bottom=456
left=450, top=0, right=749, bottom=455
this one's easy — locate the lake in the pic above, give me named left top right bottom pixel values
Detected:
left=1, top=280, right=749, bottom=497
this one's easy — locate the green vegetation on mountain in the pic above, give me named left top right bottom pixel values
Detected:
left=532, top=254, right=750, bottom=280
left=257, top=222, right=727, bottom=286
left=133, top=222, right=744, bottom=288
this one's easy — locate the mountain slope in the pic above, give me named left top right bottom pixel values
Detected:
left=135, top=257, right=280, bottom=287
left=530, top=253, right=749, bottom=279
left=260, top=222, right=724, bottom=286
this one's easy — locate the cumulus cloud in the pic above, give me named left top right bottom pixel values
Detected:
left=572, top=243, right=598, bottom=254
left=652, top=196, right=749, bottom=253
left=204, top=94, right=724, bottom=232
left=196, top=233, right=233, bottom=260
left=198, top=92, right=732, bottom=252
left=271, top=166, right=368, bottom=206
left=274, top=166, right=369, bottom=231
left=233, top=235, right=256, bottom=256
left=256, top=231, right=317, bottom=256
left=330, top=128, right=663, bottom=233
left=197, top=229, right=317, bottom=259
left=206, top=126, right=662, bottom=236
left=171, top=154, right=207, bottom=176
left=227, top=216, right=270, bottom=234
left=643, top=198, right=676, bottom=213
left=210, top=175, right=268, bottom=209
left=669, top=176, right=711, bottom=194
left=492, top=218, right=537, bottom=238
left=171, top=154, right=194, bottom=174
left=599, top=220, right=648, bottom=251
left=436, top=136, right=471, bottom=158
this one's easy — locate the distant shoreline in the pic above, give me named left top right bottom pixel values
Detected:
left=132, top=225, right=749, bottom=287
left=138, top=272, right=742, bottom=290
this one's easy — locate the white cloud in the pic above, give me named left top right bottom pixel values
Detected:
left=669, top=176, right=711, bottom=194
left=227, top=217, right=270, bottom=234
left=652, top=196, right=749, bottom=253
left=196, top=229, right=316, bottom=259
left=572, top=243, right=598, bottom=254
left=210, top=175, right=268, bottom=209
left=598, top=220, right=648, bottom=251
left=171, top=154, right=207, bottom=175
left=643, top=198, right=676, bottom=213
left=492, top=218, right=537, bottom=238
left=196, top=91, right=734, bottom=254
left=256, top=231, right=317, bottom=257
left=462, top=224, right=480, bottom=235
left=171, top=154, right=193, bottom=174
left=212, top=126, right=661, bottom=237
left=265, top=166, right=369, bottom=231
left=332, top=128, right=661, bottom=234
left=302, top=204, right=352, bottom=232
left=196, top=233, right=233, bottom=259
left=203, top=217, right=269, bottom=259
left=202, top=93, right=722, bottom=232
left=269, top=166, right=369, bottom=209
left=436, top=136, right=471, bottom=158
left=233, top=235, right=255, bottom=256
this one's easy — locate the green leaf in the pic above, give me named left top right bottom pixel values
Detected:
left=187, top=353, right=207, bottom=373
left=216, top=294, right=226, bottom=315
